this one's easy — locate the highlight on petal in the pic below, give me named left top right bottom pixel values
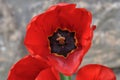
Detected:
left=35, top=67, right=60, bottom=80
left=76, top=64, right=116, bottom=80
left=8, top=55, right=49, bottom=80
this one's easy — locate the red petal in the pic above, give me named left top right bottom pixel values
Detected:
left=8, top=55, right=49, bottom=80
left=38, top=11, right=59, bottom=37
left=48, top=48, right=85, bottom=76
left=76, top=64, right=116, bottom=80
left=24, top=15, right=50, bottom=57
left=59, top=7, right=92, bottom=37
left=79, top=27, right=93, bottom=54
left=35, top=67, right=60, bottom=80
left=41, top=3, right=76, bottom=36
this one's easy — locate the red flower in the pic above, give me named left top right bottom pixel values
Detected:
left=8, top=55, right=116, bottom=80
left=24, top=3, right=96, bottom=75
left=8, top=55, right=60, bottom=80
left=76, top=64, right=116, bottom=80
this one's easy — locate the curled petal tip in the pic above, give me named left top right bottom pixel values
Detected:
left=92, top=25, right=96, bottom=31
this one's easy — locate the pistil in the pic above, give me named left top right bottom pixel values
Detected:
left=56, top=33, right=65, bottom=45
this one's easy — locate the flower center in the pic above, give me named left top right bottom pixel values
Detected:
left=56, top=33, right=65, bottom=45
left=48, top=29, right=76, bottom=57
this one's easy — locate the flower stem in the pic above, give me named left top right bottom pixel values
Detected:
left=60, top=73, right=71, bottom=80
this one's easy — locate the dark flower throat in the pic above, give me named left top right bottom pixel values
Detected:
left=48, top=29, right=76, bottom=57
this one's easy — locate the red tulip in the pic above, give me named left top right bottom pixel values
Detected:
left=76, top=64, right=116, bottom=80
left=8, top=3, right=116, bottom=80
left=8, top=55, right=60, bottom=80
left=24, top=3, right=96, bottom=76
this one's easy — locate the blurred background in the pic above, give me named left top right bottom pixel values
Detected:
left=0, top=0, right=120, bottom=80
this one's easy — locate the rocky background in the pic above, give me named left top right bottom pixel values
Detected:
left=0, top=0, right=120, bottom=80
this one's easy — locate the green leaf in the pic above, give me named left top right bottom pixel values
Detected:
left=60, top=73, right=71, bottom=80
